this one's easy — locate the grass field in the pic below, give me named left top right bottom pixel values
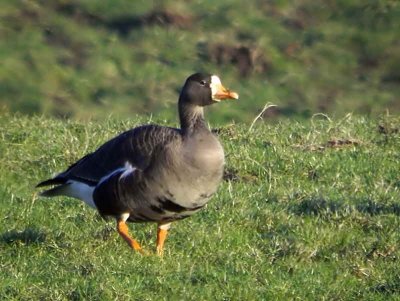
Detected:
left=1, top=0, right=400, bottom=120
left=1, top=113, right=400, bottom=300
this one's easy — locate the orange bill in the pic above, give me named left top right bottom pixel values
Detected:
left=210, top=75, right=239, bottom=101
left=213, top=84, right=239, bottom=101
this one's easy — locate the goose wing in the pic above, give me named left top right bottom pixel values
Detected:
left=37, top=125, right=181, bottom=187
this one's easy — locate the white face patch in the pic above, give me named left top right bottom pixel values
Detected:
left=210, top=75, right=222, bottom=101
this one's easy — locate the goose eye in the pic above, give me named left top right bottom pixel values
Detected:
left=200, top=80, right=206, bottom=86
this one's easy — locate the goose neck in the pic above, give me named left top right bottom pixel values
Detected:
left=179, top=102, right=208, bottom=135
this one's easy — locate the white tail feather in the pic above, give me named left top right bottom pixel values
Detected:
left=64, top=181, right=96, bottom=208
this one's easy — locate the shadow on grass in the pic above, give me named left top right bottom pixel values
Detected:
left=1, top=228, right=46, bottom=245
left=372, top=279, right=400, bottom=295
left=291, top=197, right=342, bottom=216
left=356, top=200, right=400, bottom=216
left=290, top=197, right=400, bottom=217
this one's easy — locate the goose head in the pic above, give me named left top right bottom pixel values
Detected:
left=179, top=73, right=239, bottom=107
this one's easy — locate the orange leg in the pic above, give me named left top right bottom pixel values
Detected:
left=116, top=217, right=143, bottom=253
left=156, top=223, right=171, bottom=256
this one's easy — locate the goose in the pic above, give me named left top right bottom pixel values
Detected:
left=36, top=73, right=239, bottom=255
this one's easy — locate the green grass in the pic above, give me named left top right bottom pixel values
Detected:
left=1, top=113, right=400, bottom=300
left=1, top=0, right=400, bottom=121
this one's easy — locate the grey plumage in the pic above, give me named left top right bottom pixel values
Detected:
left=37, top=73, right=238, bottom=254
